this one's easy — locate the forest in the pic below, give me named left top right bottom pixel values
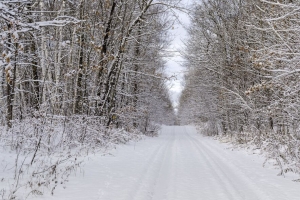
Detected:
left=0, top=0, right=175, bottom=199
left=2, top=0, right=300, bottom=199
left=179, top=0, right=300, bottom=178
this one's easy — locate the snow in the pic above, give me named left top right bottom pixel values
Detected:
left=12, top=32, right=18, bottom=40
left=28, top=126, right=300, bottom=200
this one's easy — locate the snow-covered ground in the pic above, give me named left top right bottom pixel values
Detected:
left=31, top=126, right=299, bottom=200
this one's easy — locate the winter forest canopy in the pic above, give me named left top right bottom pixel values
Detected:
left=179, top=0, right=300, bottom=135
left=0, top=0, right=176, bottom=198
left=2, top=0, right=300, bottom=198
left=0, top=0, right=176, bottom=130
left=178, top=0, right=300, bottom=177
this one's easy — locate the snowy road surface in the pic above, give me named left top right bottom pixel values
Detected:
left=36, top=126, right=299, bottom=200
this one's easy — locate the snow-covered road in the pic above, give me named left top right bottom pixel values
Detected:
left=37, top=126, right=300, bottom=200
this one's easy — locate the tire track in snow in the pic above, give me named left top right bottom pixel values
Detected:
left=150, top=126, right=177, bottom=200
left=171, top=126, right=216, bottom=200
left=199, top=139, right=292, bottom=199
left=31, top=126, right=300, bottom=200
left=184, top=127, right=272, bottom=200
left=189, top=128, right=291, bottom=200
left=182, top=127, right=238, bottom=200
left=167, top=128, right=178, bottom=200
left=125, top=126, right=175, bottom=200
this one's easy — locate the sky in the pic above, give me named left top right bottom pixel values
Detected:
left=164, top=0, right=191, bottom=111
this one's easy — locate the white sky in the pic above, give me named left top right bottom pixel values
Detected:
left=164, top=0, right=191, bottom=110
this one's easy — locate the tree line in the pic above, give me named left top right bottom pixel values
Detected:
left=179, top=0, right=300, bottom=136
left=178, top=0, right=300, bottom=175
left=0, top=1, right=177, bottom=198
left=0, top=0, right=175, bottom=132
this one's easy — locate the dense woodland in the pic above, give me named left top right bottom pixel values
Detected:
left=0, top=0, right=176, bottom=198
left=179, top=0, right=300, bottom=176
left=4, top=0, right=300, bottom=198
left=0, top=0, right=175, bottom=131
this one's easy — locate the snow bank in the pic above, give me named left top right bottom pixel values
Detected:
left=0, top=116, right=144, bottom=199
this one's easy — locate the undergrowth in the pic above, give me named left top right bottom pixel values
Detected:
left=0, top=115, right=155, bottom=199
